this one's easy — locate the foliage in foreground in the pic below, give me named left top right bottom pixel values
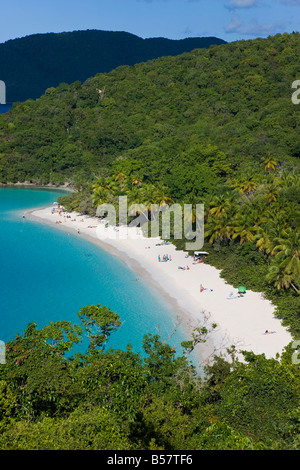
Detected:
left=0, top=305, right=299, bottom=450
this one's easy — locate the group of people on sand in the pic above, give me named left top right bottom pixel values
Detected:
left=192, top=254, right=206, bottom=264
left=226, top=291, right=245, bottom=300
left=158, top=254, right=172, bottom=262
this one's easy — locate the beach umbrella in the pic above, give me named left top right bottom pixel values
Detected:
left=238, top=286, right=246, bottom=293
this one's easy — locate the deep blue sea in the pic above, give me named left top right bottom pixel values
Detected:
left=0, top=104, right=12, bottom=114
left=0, top=187, right=192, bottom=358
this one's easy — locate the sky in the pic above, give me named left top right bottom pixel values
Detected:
left=0, top=0, right=299, bottom=44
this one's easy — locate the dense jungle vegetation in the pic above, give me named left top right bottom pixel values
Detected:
left=0, top=32, right=299, bottom=450
left=0, top=305, right=299, bottom=450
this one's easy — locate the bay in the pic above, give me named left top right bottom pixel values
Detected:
left=0, top=187, right=192, bottom=358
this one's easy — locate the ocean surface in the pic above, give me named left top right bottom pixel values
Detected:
left=0, top=187, right=193, bottom=359
left=0, top=104, right=13, bottom=114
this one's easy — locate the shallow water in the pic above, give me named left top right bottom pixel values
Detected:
left=0, top=187, right=193, bottom=358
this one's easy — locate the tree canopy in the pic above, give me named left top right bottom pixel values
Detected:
left=0, top=305, right=299, bottom=450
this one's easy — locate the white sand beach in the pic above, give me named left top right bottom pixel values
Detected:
left=28, top=206, right=293, bottom=363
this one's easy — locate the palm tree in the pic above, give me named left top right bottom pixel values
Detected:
left=140, top=183, right=158, bottom=217
left=269, top=229, right=300, bottom=293
left=263, top=155, right=278, bottom=173
left=231, top=211, right=260, bottom=244
left=263, top=184, right=279, bottom=204
left=208, top=192, right=235, bottom=218
left=266, top=262, right=296, bottom=292
left=275, top=170, right=293, bottom=189
left=255, top=231, right=274, bottom=256
left=113, top=171, right=128, bottom=191
left=205, top=213, right=233, bottom=245
left=231, top=178, right=258, bottom=195
left=92, top=186, right=109, bottom=207
left=127, top=185, right=149, bottom=228
left=205, top=218, right=225, bottom=245
left=260, top=207, right=290, bottom=241
left=113, top=171, right=127, bottom=183
left=153, top=184, right=174, bottom=208
left=92, top=177, right=109, bottom=192
left=107, top=178, right=126, bottom=196
left=271, top=228, right=300, bottom=257
left=131, top=176, right=143, bottom=188
left=92, top=177, right=111, bottom=207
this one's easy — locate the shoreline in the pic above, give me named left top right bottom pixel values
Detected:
left=0, top=182, right=74, bottom=191
left=27, top=205, right=293, bottom=363
left=28, top=206, right=213, bottom=363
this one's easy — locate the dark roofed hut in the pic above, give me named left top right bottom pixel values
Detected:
left=193, top=251, right=209, bottom=263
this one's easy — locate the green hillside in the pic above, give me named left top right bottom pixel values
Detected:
left=0, top=29, right=225, bottom=102
left=0, top=32, right=299, bottom=184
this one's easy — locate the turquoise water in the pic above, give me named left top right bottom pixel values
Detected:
left=0, top=187, right=192, bottom=357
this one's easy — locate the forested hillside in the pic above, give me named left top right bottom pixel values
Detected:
left=0, top=32, right=299, bottom=184
left=0, top=29, right=225, bottom=102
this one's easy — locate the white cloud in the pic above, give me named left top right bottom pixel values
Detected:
left=225, top=12, right=285, bottom=36
left=226, top=13, right=242, bottom=32
left=281, top=0, right=300, bottom=4
left=228, top=0, right=258, bottom=7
